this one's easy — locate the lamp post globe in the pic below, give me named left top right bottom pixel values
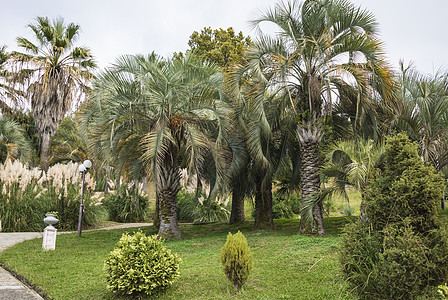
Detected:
left=78, top=164, right=86, bottom=173
left=83, top=160, right=92, bottom=169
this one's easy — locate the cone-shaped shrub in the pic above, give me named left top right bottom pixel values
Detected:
left=220, top=231, right=253, bottom=291
left=340, top=133, right=448, bottom=299
left=104, top=231, right=181, bottom=296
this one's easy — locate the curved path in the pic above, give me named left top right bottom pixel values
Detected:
left=0, top=223, right=152, bottom=299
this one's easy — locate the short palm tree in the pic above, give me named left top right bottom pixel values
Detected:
left=0, top=115, right=31, bottom=163
left=50, top=116, right=89, bottom=165
left=84, top=53, right=228, bottom=239
left=320, top=139, right=384, bottom=218
left=397, top=62, right=448, bottom=171
left=230, top=0, right=397, bottom=235
left=12, top=16, right=96, bottom=170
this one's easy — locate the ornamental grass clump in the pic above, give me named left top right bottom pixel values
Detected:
left=104, top=231, right=181, bottom=296
left=340, top=133, right=448, bottom=299
left=220, top=231, right=253, bottom=291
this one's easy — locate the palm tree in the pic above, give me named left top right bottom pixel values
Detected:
left=83, top=53, right=228, bottom=239
left=0, top=46, right=25, bottom=114
left=230, top=0, right=396, bottom=235
left=320, top=139, right=384, bottom=219
left=0, top=115, right=31, bottom=163
left=396, top=62, right=448, bottom=171
left=12, top=16, right=96, bottom=170
left=50, top=116, right=89, bottom=165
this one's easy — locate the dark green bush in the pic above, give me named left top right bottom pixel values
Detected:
left=340, top=133, right=448, bottom=299
left=220, top=231, right=253, bottom=291
left=102, top=183, right=149, bottom=223
left=177, top=189, right=229, bottom=223
left=104, top=231, right=181, bottom=296
left=272, top=192, right=301, bottom=219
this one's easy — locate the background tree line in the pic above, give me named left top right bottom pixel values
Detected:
left=1, top=0, right=448, bottom=239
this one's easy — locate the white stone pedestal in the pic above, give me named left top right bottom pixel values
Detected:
left=42, top=226, right=57, bottom=250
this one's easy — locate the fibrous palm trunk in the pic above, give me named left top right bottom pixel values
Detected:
left=229, top=177, right=246, bottom=224
left=31, top=80, right=71, bottom=171
left=157, top=147, right=181, bottom=239
left=297, top=120, right=325, bottom=236
left=253, top=171, right=274, bottom=229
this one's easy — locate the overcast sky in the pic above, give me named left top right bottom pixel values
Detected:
left=0, top=0, right=446, bottom=75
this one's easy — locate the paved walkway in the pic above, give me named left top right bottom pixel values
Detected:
left=0, top=223, right=152, bottom=299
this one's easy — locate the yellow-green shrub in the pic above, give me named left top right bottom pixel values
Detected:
left=220, top=231, right=253, bottom=290
left=104, top=231, right=181, bottom=296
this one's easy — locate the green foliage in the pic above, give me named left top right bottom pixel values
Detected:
left=220, top=231, right=253, bottom=291
left=177, top=27, right=251, bottom=69
left=9, top=111, right=40, bottom=166
left=0, top=114, right=32, bottom=163
left=341, top=204, right=355, bottom=217
left=0, top=160, right=102, bottom=232
left=44, top=183, right=102, bottom=231
left=340, top=133, right=448, bottom=299
left=365, top=133, right=444, bottom=233
left=50, top=116, right=88, bottom=165
left=272, top=192, right=301, bottom=219
left=0, top=182, right=48, bottom=232
left=102, top=183, right=149, bottom=223
left=177, top=189, right=229, bottom=223
left=104, top=231, right=181, bottom=296
left=439, top=283, right=448, bottom=298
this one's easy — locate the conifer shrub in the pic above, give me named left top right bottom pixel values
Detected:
left=220, top=231, right=253, bottom=291
left=104, top=231, right=181, bottom=296
left=340, top=133, right=448, bottom=299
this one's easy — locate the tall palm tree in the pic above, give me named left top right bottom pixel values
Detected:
left=0, top=46, right=24, bottom=114
left=230, top=0, right=397, bottom=235
left=83, top=53, right=228, bottom=239
left=12, top=16, right=96, bottom=170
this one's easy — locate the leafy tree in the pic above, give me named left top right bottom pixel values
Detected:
left=12, top=16, right=96, bottom=170
left=175, top=27, right=251, bottom=70
left=230, top=0, right=397, bottom=235
left=83, top=53, right=228, bottom=239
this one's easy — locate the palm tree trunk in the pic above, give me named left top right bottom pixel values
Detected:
left=229, top=179, right=245, bottom=224
left=104, top=167, right=110, bottom=195
left=297, top=120, right=325, bottom=236
left=254, top=171, right=274, bottom=229
left=157, top=148, right=181, bottom=239
left=153, top=192, right=160, bottom=230
left=40, top=131, right=52, bottom=171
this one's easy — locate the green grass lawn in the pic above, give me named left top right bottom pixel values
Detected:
left=0, top=218, right=357, bottom=300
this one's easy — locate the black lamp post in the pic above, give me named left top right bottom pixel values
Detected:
left=77, top=159, right=92, bottom=237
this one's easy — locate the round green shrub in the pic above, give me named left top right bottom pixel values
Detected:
left=220, top=231, right=253, bottom=291
left=104, top=231, right=181, bottom=296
